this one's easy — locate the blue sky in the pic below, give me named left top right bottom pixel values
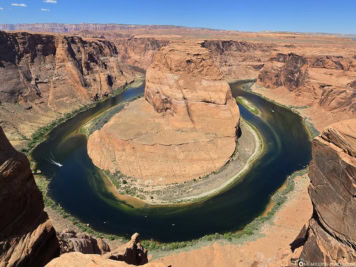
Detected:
left=0, top=0, right=355, bottom=34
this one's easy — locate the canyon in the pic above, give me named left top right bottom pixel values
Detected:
left=0, top=24, right=355, bottom=266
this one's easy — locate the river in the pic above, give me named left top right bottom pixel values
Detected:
left=31, top=81, right=311, bottom=242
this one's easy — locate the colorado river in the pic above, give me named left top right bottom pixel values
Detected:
left=31, top=81, right=311, bottom=242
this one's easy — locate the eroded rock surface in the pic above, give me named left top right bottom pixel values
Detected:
left=0, top=126, right=59, bottom=267
left=47, top=233, right=155, bottom=267
left=104, top=233, right=148, bottom=265
left=0, top=30, right=139, bottom=148
left=258, top=53, right=356, bottom=115
left=57, top=229, right=110, bottom=255
left=46, top=252, right=165, bottom=267
left=88, top=42, right=240, bottom=184
left=291, top=119, right=356, bottom=264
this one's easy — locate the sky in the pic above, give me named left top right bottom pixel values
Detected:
left=0, top=0, right=355, bottom=34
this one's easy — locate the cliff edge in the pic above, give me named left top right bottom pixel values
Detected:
left=291, top=119, right=356, bottom=264
left=0, top=126, right=60, bottom=267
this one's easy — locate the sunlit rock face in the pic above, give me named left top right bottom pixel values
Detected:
left=291, top=119, right=356, bottom=263
left=88, top=42, right=240, bottom=185
left=0, top=127, right=60, bottom=267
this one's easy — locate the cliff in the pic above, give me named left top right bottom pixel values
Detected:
left=0, top=126, right=60, bottom=267
left=291, top=119, right=356, bottom=264
left=114, top=38, right=169, bottom=69
left=258, top=53, right=356, bottom=115
left=0, top=30, right=139, bottom=148
left=87, top=42, right=240, bottom=185
left=202, top=40, right=273, bottom=81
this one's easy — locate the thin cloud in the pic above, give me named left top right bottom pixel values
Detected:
left=41, top=8, right=50, bottom=12
left=43, top=0, right=57, bottom=3
left=0, top=7, right=3, bottom=10
left=11, top=3, right=27, bottom=7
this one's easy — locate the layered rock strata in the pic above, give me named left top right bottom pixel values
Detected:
left=258, top=53, right=356, bottom=115
left=88, top=42, right=240, bottom=184
left=57, top=229, right=110, bottom=255
left=0, top=126, right=60, bottom=267
left=0, top=30, right=138, bottom=148
left=291, top=119, right=356, bottom=264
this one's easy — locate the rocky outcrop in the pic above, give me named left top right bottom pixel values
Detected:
left=45, top=252, right=165, bottom=267
left=47, top=233, right=158, bottom=267
left=115, top=38, right=169, bottom=69
left=291, top=119, right=356, bottom=264
left=57, top=229, right=110, bottom=255
left=88, top=42, right=240, bottom=184
left=104, top=233, right=147, bottom=265
left=202, top=40, right=273, bottom=81
left=0, top=30, right=139, bottom=148
left=0, top=126, right=60, bottom=267
left=258, top=53, right=356, bottom=115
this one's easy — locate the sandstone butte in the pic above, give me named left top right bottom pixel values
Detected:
left=87, top=42, right=240, bottom=185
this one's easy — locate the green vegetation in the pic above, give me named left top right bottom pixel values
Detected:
left=236, top=96, right=261, bottom=116
left=304, top=118, right=320, bottom=139
left=23, top=81, right=141, bottom=155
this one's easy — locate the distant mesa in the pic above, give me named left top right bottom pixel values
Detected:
left=87, top=42, right=240, bottom=185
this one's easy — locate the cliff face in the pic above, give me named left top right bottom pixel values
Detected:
left=0, top=126, right=59, bottom=267
left=202, top=40, right=273, bottom=81
left=291, top=119, right=356, bottom=264
left=0, top=30, right=136, bottom=107
left=115, top=38, right=169, bottom=69
left=87, top=42, right=240, bottom=185
left=0, top=31, right=138, bottom=148
left=258, top=53, right=356, bottom=115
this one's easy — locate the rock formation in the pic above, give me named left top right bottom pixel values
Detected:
left=87, top=42, right=240, bottom=184
left=104, top=233, right=148, bottom=265
left=0, top=126, right=60, bottom=267
left=57, top=229, right=110, bottom=255
left=45, top=253, right=165, bottom=267
left=115, top=38, right=169, bottom=69
left=0, top=30, right=139, bottom=148
left=202, top=40, right=273, bottom=81
left=258, top=53, right=356, bottom=115
left=291, top=119, right=356, bottom=264
left=47, top=233, right=159, bottom=267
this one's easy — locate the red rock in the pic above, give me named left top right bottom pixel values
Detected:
left=88, top=42, right=240, bottom=184
left=291, top=119, right=356, bottom=264
left=0, top=126, right=60, bottom=267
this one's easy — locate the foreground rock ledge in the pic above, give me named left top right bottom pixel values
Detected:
left=0, top=126, right=60, bottom=267
left=88, top=42, right=240, bottom=184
